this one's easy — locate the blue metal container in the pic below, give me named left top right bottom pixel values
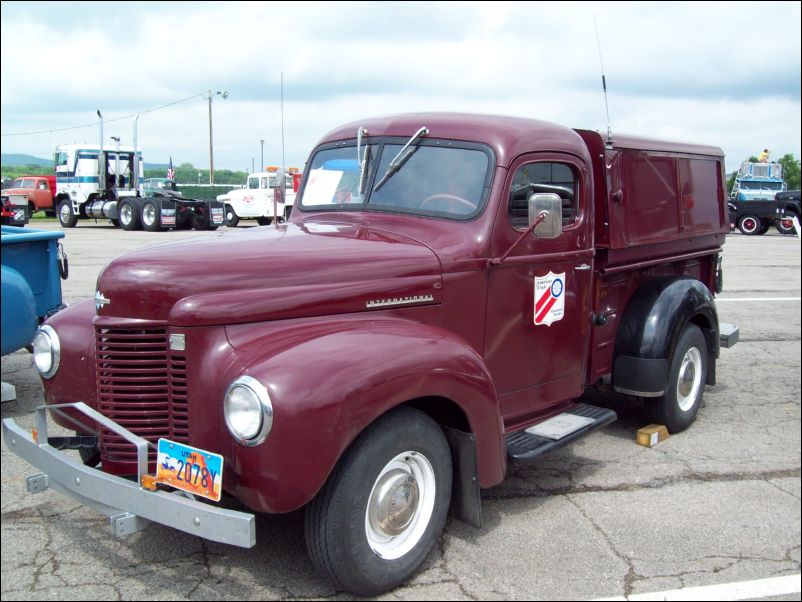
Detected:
left=1, top=226, right=66, bottom=356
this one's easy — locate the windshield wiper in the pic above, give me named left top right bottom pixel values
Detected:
left=373, top=126, right=429, bottom=192
left=356, top=127, right=371, bottom=196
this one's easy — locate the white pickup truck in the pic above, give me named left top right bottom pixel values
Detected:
left=216, top=168, right=299, bottom=227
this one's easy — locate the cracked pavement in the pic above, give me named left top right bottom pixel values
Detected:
left=2, top=225, right=800, bottom=600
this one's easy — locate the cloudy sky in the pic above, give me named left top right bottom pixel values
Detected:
left=1, top=1, right=800, bottom=175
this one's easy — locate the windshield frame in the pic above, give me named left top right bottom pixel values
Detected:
left=297, top=136, right=495, bottom=222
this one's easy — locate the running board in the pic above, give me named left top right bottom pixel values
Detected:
left=506, top=403, right=617, bottom=462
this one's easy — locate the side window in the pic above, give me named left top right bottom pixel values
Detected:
left=248, top=178, right=258, bottom=190
left=508, top=162, right=577, bottom=230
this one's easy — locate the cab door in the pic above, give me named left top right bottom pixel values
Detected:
left=484, top=153, right=594, bottom=428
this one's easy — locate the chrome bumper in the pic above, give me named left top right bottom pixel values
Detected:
left=2, top=402, right=255, bottom=548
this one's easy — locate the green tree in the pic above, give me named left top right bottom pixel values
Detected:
left=777, top=153, right=800, bottom=190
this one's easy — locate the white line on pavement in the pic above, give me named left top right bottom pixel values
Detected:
left=592, top=573, right=801, bottom=601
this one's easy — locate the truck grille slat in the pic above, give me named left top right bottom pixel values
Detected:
left=95, top=326, right=190, bottom=464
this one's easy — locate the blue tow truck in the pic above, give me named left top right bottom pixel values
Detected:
left=728, top=161, right=788, bottom=235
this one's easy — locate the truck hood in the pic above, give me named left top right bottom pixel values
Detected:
left=95, top=222, right=442, bottom=325
left=1, top=187, right=35, bottom=196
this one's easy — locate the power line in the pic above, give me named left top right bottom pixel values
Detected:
left=1, top=93, right=205, bottom=137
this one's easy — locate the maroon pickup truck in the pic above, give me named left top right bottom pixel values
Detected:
left=3, top=113, right=738, bottom=595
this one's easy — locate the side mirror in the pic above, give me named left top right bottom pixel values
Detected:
left=528, top=193, right=563, bottom=239
left=272, top=168, right=286, bottom=190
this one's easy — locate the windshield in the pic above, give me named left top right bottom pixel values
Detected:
left=739, top=181, right=783, bottom=191
left=14, top=179, right=36, bottom=189
left=300, top=140, right=491, bottom=220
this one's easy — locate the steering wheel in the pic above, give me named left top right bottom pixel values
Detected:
left=420, top=194, right=476, bottom=212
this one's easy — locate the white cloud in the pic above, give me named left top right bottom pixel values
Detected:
left=1, top=1, right=799, bottom=175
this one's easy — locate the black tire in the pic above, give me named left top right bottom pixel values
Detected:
left=757, top=220, right=771, bottom=235
left=305, top=406, right=452, bottom=597
left=141, top=200, right=161, bottom=232
left=737, top=215, right=761, bottom=235
left=776, top=213, right=798, bottom=235
left=119, top=200, right=141, bottom=230
left=225, top=205, right=239, bottom=227
left=191, top=210, right=208, bottom=231
left=58, top=199, right=78, bottom=228
left=256, top=216, right=272, bottom=226
left=654, top=324, right=707, bottom=433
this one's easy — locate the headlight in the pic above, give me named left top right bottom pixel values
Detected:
left=224, top=376, right=273, bottom=446
left=32, top=325, right=60, bottom=379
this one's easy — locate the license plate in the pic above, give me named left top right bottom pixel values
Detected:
left=156, top=439, right=223, bottom=502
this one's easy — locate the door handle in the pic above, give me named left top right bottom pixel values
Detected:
left=574, top=264, right=592, bottom=271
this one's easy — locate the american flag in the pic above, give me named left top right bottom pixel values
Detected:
left=167, top=157, right=175, bottom=181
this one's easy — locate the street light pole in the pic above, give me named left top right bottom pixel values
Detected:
left=260, top=139, right=264, bottom=172
left=206, top=89, right=229, bottom=185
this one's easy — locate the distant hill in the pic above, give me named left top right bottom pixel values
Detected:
left=2, top=153, right=168, bottom=171
left=2, top=153, right=51, bottom=167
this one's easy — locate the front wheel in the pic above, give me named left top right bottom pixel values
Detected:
left=225, top=205, right=239, bottom=227
left=58, top=199, right=78, bottom=228
left=654, top=323, right=707, bottom=433
left=305, top=407, right=452, bottom=597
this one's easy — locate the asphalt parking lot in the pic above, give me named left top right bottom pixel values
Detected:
left=2, top=222, right=800, bottom=601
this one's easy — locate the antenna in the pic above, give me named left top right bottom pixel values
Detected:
left=280, top=71, right=286, bottom=172
left=594, top=15, right=613, bottom=149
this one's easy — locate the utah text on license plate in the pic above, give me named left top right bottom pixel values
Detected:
left=156, top=439, right=223, bottom=502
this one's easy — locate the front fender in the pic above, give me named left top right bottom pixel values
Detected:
left=222, top=314, right=505, bottom=513
left=613, top=277, right=718, bottom=396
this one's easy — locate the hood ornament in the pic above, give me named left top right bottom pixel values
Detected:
left=95, top=291, right=111, bottom=310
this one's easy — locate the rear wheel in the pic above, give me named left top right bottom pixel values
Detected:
left=737, top=215, right=761, bottom=235
left=141, top=200, right=161, bottom=231
left=119, top=200, right=141, bottom=230
left=776, top=213, right=798, bottom=235
left=305, top=407, right=452, bottom=597
left=191, top=210, right=208, bottom=230
left=58, top=199, right=78, bottom=228
left=654, top=323, right=707, bottom=433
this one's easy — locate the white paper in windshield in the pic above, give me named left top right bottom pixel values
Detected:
left=303, top=169, right=343, bottom=205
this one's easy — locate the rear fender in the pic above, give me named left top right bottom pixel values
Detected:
left=223, top=315, right=505, bottom=513
left=613, top=277, right=719, bottom=396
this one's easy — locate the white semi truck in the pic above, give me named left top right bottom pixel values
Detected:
left=53, top=143, right=224, bottom=231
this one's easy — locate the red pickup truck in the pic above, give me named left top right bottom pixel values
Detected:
left=3, top=113, right=739, bottom=595
left=0, top=175, right=57, bottom=217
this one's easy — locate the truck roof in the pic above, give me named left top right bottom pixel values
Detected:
left=319, top=113, right=724, bottom=167
left=55, top=143, right=140, bottom=153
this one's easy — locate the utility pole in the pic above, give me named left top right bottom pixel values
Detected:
left=206, top=90, right=229, bottom=185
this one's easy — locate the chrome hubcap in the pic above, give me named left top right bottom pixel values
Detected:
left=365, top=451, right=435, bottom=560
left=143, top=204, right=156, bottom=225
left=369, top=469, right=419, bottom=536
left=60, top=204, right=70, bottom=221
left=677, top=347, right=702, bottom=412
left=121, top=204, right=132, bottom=223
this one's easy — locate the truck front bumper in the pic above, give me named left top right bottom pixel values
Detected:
left=2, top=402, right=255, bottom=548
